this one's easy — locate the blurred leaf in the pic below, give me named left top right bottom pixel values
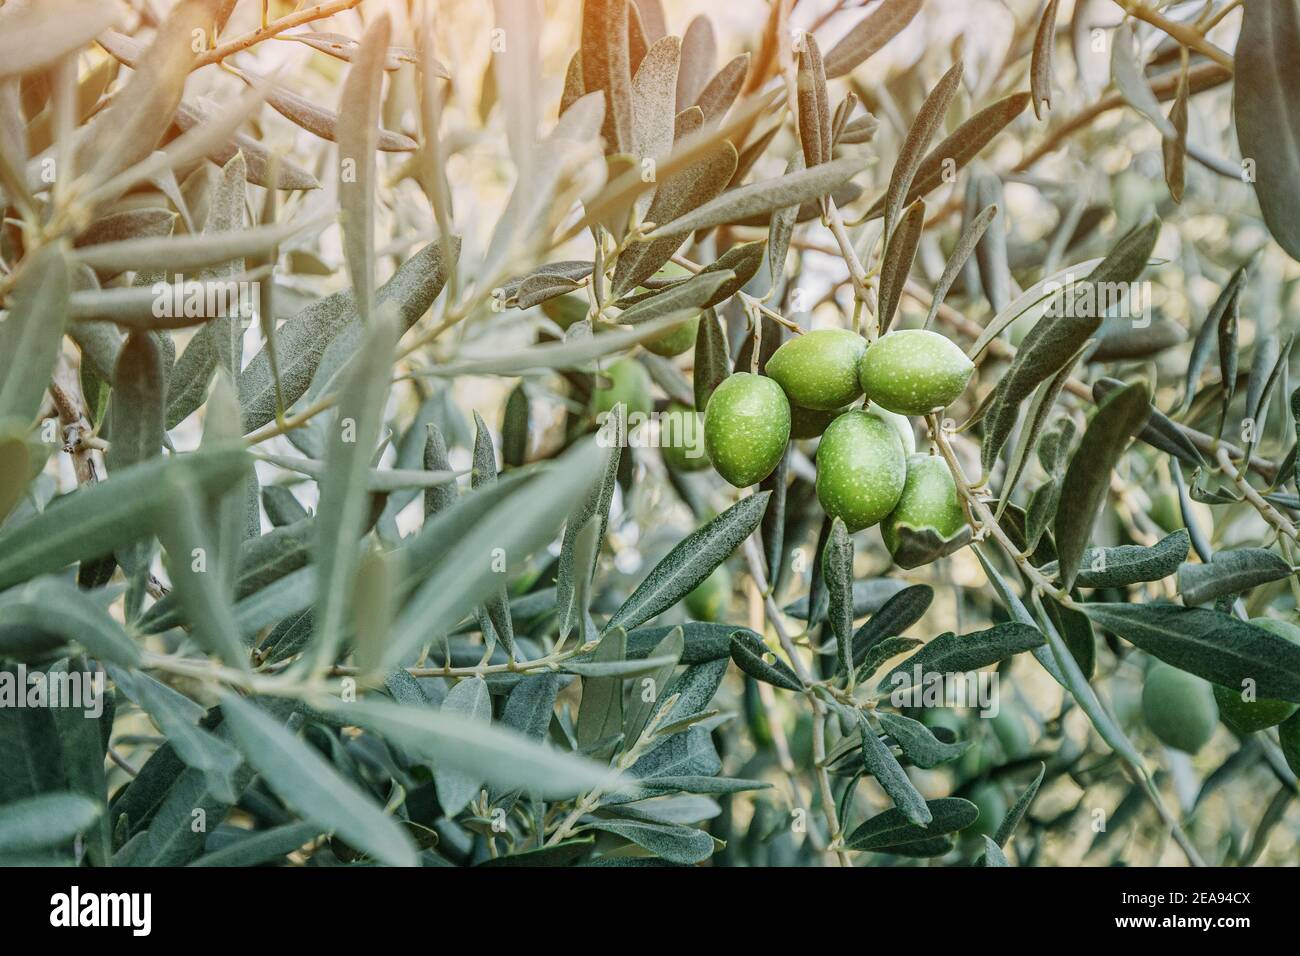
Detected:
left=993, top=762, right=1046, bottom=848
left=582, top=0, right=634, bottom=152
left=0, top=792, right=101, bottom=855
left=824, top=0, right=924, bottom=79
left=0, top=244, right=70, bottom=425
left=0, top=578, right=141, bottom=666
left=434, top=677, right=493, bottom=815
left=219, top=694, right=417, bottom=867
left=1110, top=23, right=1177, bottom=139
left=0, top=0, right=121, bottom=79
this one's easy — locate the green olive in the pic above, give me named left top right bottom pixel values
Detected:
left=1141, top=662, right=1218, bottom=754
left=872, top=405, right=916, bottom=456
left=859, top=329, right=974, bottom=416
left=1212, top=618, right=1300, bottom=733
left=789, top=403, right=848, bottom=440
left=966, top=781, right=1007, bottom=839
left=592, top=357, right=653, bottom=420
left=814, top=410, right=907, bottom=532
left=642, top=314, right=700, bottom=357
left=685, top=564, right=732, bottom=621
left=765, top=328, right=867, bottom=411
left=660, top=402, right=710, bottom=472
left=703, top=372, right=791, bottom=487
left=881, top=454, right=965, bottom=558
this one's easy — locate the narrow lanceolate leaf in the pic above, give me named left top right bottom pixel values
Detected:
left=877, top=199, right=924, bottom=334
left=857, top=93, right=1031, bottom=222
left=1054, top=382, right=1151, bottom=592
left=631, top=35, right=681, bottom=197
left=993, top=762, right=1045, bottom=848
left=1182, top=261, right=1250, bottom=413
left=337, top=14, right=391, bottom=323
left=582, top=0, right=634, bottom=153
left=433, top=677, right=493, bottom=815
left=384, top=440, right=605, bottom=672
left=796, top=34, right=830, bottom=170
left=584, top=819, right=714, bottom=864
left=0, top=578, right=141, bottom=666
left=470, top=412, right=515, bottom=657
left=219, top=694, right=418, bottom=868
left=970, top=168, right=1011, bottom=313
left=823, top=0, right=924, bottom=79
left=693, top=309, right=730, bottom=411
left=1093, top=378, right=1204, bottom=467
left=156, top=476, right=249, bottom=671
left=107, top=332, right=166, bottom=473
left=643, top=154, right=865, bottom=240
left=825, top=518, right=855, bottom=678
left=851, top=583, right=933, bottom=668
left=1177, top=549, right=1294, bottom=606
left=612, top=133, right=738, bottom=293
left=878, top=623, right=1045, bottom=691
left=694, top=53, right=749, bottom=124
left=0, top=446, right=250, bottom=591
left=1235, top=0, right=1300, bottom=259
left=875, top=711, right=969, bottom=769
left=81, top=0, right=211, bottom=186
left=316, top=696, right=618, bottom=799
left=577, top=628, right=628, bottom=750
left=618, top=270, right=734, bottom=324
left=882, top=61, right=962, bottom=240
left=845, top=797, right=978, bottom=852
left=1163, top=66, right=1189, bottom=202
left=623, top=627, right=685, bottom=744
left=1031, top=0, right=1061, bottom=118
left=0, top=244, right=70, bottom=424
left=557, top=411, right=622, bottom=640
left=0, top=0, right=122, bottom=79
left=1083, top=604, right=1300, bottom=704
left=307, top=311, right=397, bottom=672
left=607, top=492, right=770, bottom=632
left=0, top=793, right=102, bottom=855
left=730, top=630, right=803, bottom=691
left=1038, top=530, right=1190, bottom=589
left=982, top=218, right=1159, bottom=474
left=924, top=204, right=996, bottom=328
left=676, top=15, right=717, bottom=111
left=859, top=713, right=931, bottom=826
left=1110, top=23, right=1177, bottom=139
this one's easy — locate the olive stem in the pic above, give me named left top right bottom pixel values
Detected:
left=742, top=537, right=853, bottom=866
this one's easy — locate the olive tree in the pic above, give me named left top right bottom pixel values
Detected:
left=0, top=0, right=1298, bottom=868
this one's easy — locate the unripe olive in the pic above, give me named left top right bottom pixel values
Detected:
left=1141, top=662, right=1218, bottom=754
left=991, top=702, right=1033, bottom=760
left=765, top=328, right=867, bottom=411
left=643, top=314, right=700, bottom=357
left=966, top=781, right=1007, bottom=839
left=881, top=454, right=965, bottom=557
left=872, top=405, right=916, bottom=456
left=859, top=329, right=974, bottom=416
left=1212, top=618, right=1300, bottom=733
left=593, top=357, right=652, bottom=420
left=814, top=410, right=906, bottom=532
left=789, top=403, right=847, bottom=440
left=685, top=563, right=731, bottom=621
left=660, top=402, right=709, bottom=472
left=703, top=372, right=791, bottom=487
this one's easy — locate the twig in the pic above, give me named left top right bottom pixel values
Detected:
left=192, top=0, right=365, bottom=70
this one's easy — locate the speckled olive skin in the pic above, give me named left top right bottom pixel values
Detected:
left=881, top=454, right=965, bottom=556
left=789, top=403, right=848, bottom=440
left=766, top=329, right=867, bottom=410
left=644, top=314, right=700, bottom=357
left=859, top=329, right=974, bottom=415
left=872, top=405, right=916, bottom=456
left=814, top=410, right=906, bottom=532
left=1212, top=618, right=1300, bottom=733
left=661, top=402, right=710, bottom=472
left=1142, top=663, right=1218, bottom=754
left=593, top=357, right=653, bottom=419
left=704, top=373, right=791, bottom=487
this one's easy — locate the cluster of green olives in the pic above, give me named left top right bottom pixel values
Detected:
left=703, top=326, right=973, bottom=555
left=589, top=300, right=976, bottom=561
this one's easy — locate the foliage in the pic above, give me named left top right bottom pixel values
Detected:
left=1, top=0, right=1299, bottom=869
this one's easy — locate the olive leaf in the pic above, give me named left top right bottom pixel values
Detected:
left=882, top=61, right=962, bottom=241
left=850, top=584, right=933, bottom=668
left=877, top=199, right=925, bottom=335
left=876, top=711, right=970, bottom=769
left=878, top=623, right=1045, bottom=691
left=1037, top=530, right=1190, bottom=589
left=1083, top=604, right=1300, bottom=704
left=676, top=15, right=717, bottom=111
left=1054, top=381, right=1152, bottom=592
left=992, top=762, right=1045, bottom=848
left=825, top=517, right=855, bottom=678
left=1031, top=0, right=1061, bottom=119
left=844, top=797, right=978, bottom=853
left=606, top=492, right=770, bottom=632
left=1177, top=549, right=1294, bottom=606
left=858, top=712, right=931, bottom=826
left=582, top=0, right=634, bottom=153
left=796, top=34, right=830, bottom=171
left=0, top=244, right=70, bottom=425
left=823, top=0, right=924, bottom=79
left=729, top=630, right=803, bottom=692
